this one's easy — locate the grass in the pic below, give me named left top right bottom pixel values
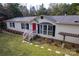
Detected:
left=0, top=31, right=79, bottom=56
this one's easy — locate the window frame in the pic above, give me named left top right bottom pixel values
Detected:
left=38, top=23, right=55, bottom=37
left=43, top=24, right=47, bottom=35
left=21, top=23, right=29, bottom=30
left=21, top=23, right=25, bottom=29
left=25, top=23, right=29, bottom=30
left=48, top=25, right=53, bottom=35
left=10, top=22, right=15, bottom=28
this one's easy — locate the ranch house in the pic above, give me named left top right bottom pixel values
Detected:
left=5, top=15, right=79, bottom=44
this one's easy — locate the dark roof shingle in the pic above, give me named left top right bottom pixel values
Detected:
left=6, top=15, right=79, bottom=25
left=45, top=16, right=79, bottom=25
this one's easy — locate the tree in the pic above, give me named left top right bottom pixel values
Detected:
left=0, top=3, right=11, bottom=18
left=0, top=3, right=8, bottom=32
left=67, top=3, right=79, bottom=15
left=30, top=6, right=36, bottom=16
left=0, top=3, right=23, bottom=32
left=5, top=3, right=23, bottom=18
left=19, top=5, right=29, bottom=16
left=37, top=4, right=47, bottom=15
left=48, top=3, right=70, bottom=15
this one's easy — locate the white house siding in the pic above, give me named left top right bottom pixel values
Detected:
left=6, top=18, right=79, bottom=44
left=55, top=24, right=79, bottom=44
left=6, top=22, right=32, bottom=32
left=6, top=22, right=18, bottom=31
left=6, top=22, right=10, bottom=29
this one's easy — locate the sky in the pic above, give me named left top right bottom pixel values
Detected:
left=1, top=0, right=77, bottom=9
left=20, top=0, right=73, bottom=9
left=20, top=0, right=53, bottom=9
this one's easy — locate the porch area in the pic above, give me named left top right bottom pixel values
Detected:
left=38, top=34, right=56, bottom=39
left=32, top=22, right=56, bottom=38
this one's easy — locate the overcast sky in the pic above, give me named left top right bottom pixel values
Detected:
left=20, top=0, right=72, bottom=9
left=1, top=0, right=73, bottom=9
left=20, top=0, right=52, bottom=9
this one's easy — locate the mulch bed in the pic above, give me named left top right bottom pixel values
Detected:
left=5, top=29, right=23, bottom=35
left=33, top=36, right=79, bottom=50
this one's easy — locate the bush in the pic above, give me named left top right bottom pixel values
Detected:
left=76, top=49, right=79, bottom=53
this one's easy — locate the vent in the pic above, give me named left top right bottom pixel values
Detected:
left=74, top=21, right=79, bottom=23
left=40, top=16, right=44, bottom=19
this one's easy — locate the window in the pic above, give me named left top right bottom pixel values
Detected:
left=48, top=25, right=53, bottom=35
left=38, top=23, right=56, bottom=37
left=21, top=23, right=25, bottom=29
left=25, top=23, right=29, bottom=29
left=10, top=22, right=15, bottom=28
left=21, top=23, right=29, bottom=29
left=43, top=25, right=47, bottom=35
left=39, top=24, right=42, bottom=34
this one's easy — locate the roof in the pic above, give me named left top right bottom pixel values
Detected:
left=6, top=16, right=36, bottom=22
left=45, top=16, right=79, bottom=25
left=6, top=15, right=79, bottom=25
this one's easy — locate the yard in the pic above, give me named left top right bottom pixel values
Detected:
left=0, top=31, right=79, bottom=56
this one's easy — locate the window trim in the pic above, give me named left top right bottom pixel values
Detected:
left=25, top=23, right=29, bottom=29
left=43, top=24, right=47, bottom=35
left=21, top=23, right=25, bottom=29
left=10, top=22, right=15, bottom=28
left=48, top=25, right=53, bottom=35
left=38, top=23, right=55, bottom=37
left=21, top=23, right=29, bottom=30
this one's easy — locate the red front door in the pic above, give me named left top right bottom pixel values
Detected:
left=32, top=23, right=36, bottom=32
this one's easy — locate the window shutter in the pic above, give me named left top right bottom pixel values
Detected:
left=53, top=25, right=56, bottom=36
left=38, top=24, right=39, bottom=34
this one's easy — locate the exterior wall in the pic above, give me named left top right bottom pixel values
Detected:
left=6, top=22, right=32, bottom=32
left=6, top=18, right=79, bottom=44
left=55, top=24, right=79, bottom=44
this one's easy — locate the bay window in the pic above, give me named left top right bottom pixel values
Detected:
left=38, top=23, right=55, bottom=37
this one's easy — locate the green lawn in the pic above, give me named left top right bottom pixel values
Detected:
left=0, top=31, right=79, bottom=56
